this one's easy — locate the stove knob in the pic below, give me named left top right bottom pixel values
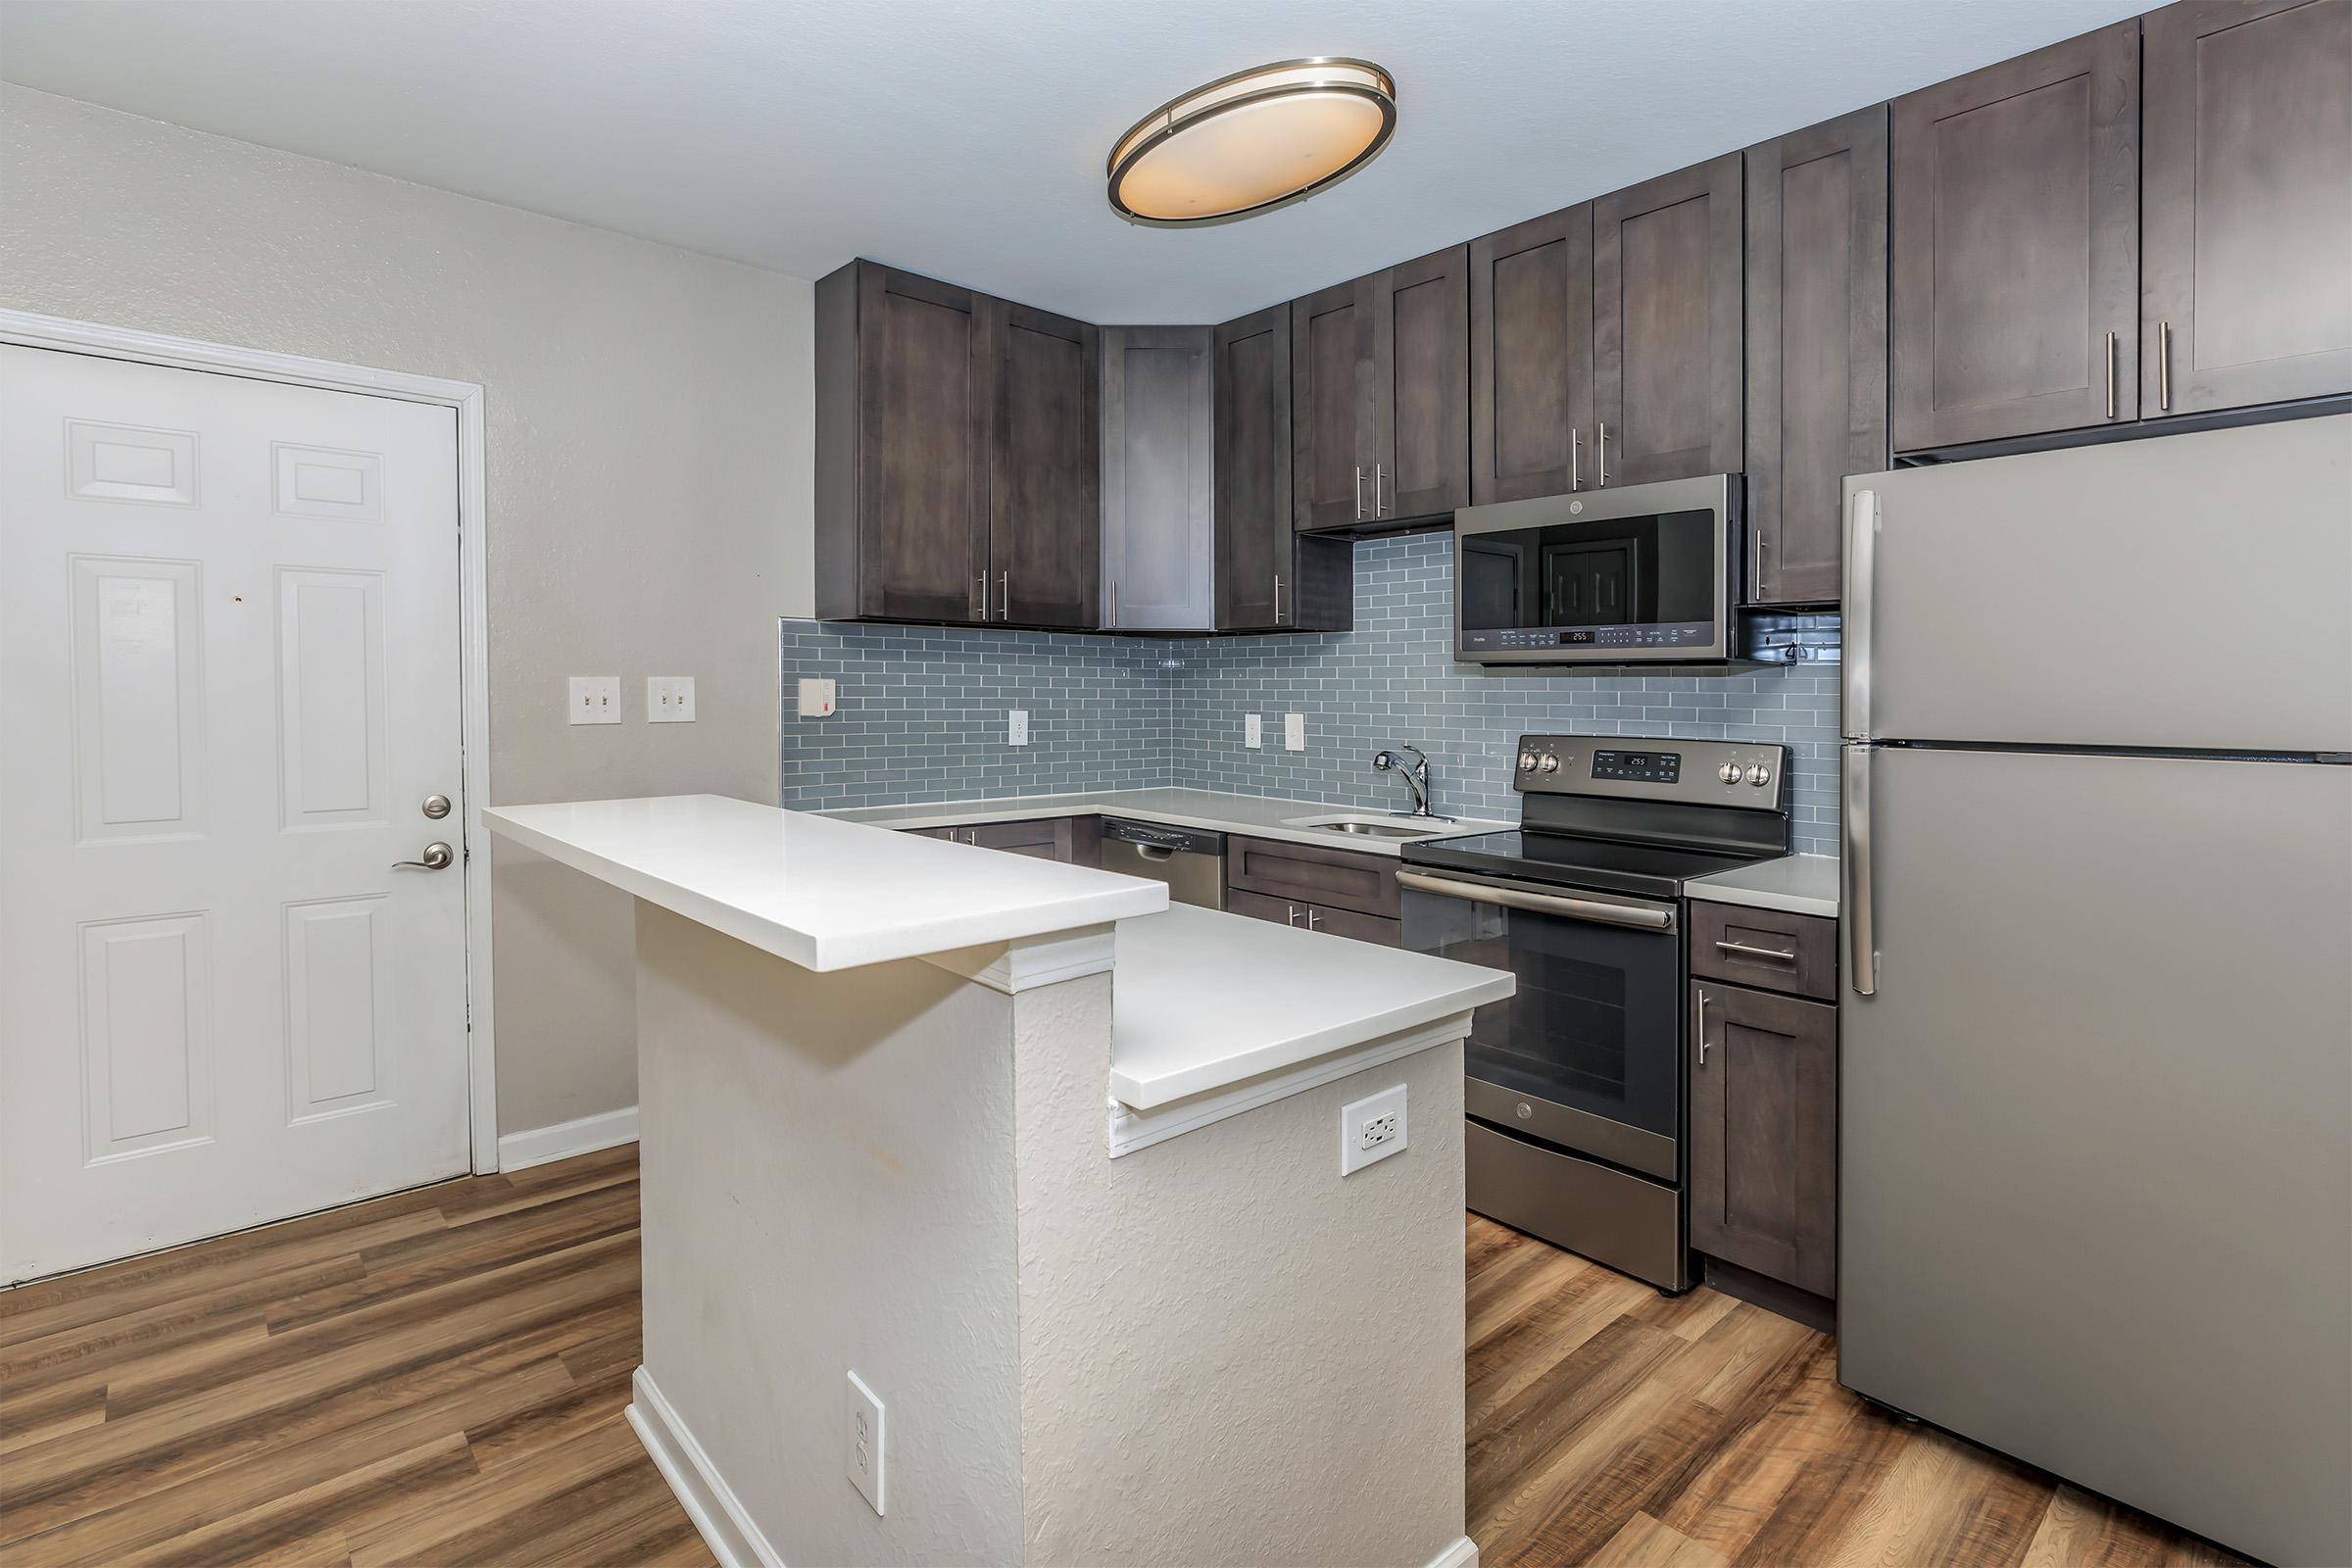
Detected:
left=1746, top=764, right=1773, bottom=787
left=1517, top=751, right=1539, bottom=772
left=1718, top=762, right=1742, bottom=784
left=1538, top=753, right=1560, bottom=774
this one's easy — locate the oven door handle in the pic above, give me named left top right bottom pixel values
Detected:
left=1396, top=869, right=1678, bottom=932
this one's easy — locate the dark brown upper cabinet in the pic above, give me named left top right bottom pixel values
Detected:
left=1290, top=276, right=1378, bottom=530
left=1470, top=204, right=1595, bottom=504
left=815, top=260, right=1099, bottom=627
left=1744, top=106, right=1888, bottom=607
left=1214, top=307, right=1352, bottom=632
left=1690, top=978, right=1838, bottom=1298
left=1100, top=325, right=1215, bottom=632
left=814, top=261, right=990, bottom=623
left=2142, top=0, right=2352, bottom=417
left=1592, top=153, right=1745, bottom=487
left=1371, top=245, right=1472, bottom=521
left=1891, top=22, right=2141, bottom=452
left=989, top=300, right=1099, bottom=628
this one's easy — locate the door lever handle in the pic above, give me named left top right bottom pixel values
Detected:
left=393, top=842, right=455, bottom=871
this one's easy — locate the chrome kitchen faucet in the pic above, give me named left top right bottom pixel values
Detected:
left=1372, top=744, right=1435, bottom=817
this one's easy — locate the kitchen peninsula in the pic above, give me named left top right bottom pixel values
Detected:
left=482, top=794, right=1513, bottom=1568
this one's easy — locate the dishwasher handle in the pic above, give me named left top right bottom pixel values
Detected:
left=1100, top=817, right=1224, bottom=857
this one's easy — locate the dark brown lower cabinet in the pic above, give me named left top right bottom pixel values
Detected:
left=1689, top=979, right=1838, bottom=1298
left=911, top=817, right=1095, bottom=864
left=1225, top=835, right=1401, bottom=919
left=1225, top=887, right=1401, bottom=947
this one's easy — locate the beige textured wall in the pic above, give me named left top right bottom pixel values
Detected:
left=0, top=85, right=815, bottom=1136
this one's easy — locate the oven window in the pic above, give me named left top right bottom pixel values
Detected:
left=1458, top=509, right=1716, bottom=631
left=1405, top=893, right=1681, bottom=1142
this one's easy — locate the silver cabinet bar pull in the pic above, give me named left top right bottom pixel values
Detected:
left=1306, top=908, right=1322, bottom=930
left=1353, top=465, right=1366, bottom=520
left=976, top=575, right=988, bottom=620
left=1108, top=578, right=1118, bottom=629
left=2104, top=330, right=2118, bottom=418
left=1569, top=426, right=1581, bottom=491
left=1374, top=463, right=1388, bottom=516
left=2158, top=320, right=2173, bottom=412
left=999, top=570, right=1009, bottom=621
left=1286, top=904, right=1302, bottom=927
left=1715, top=939, right=1796, bottom=962
left=1695, top=988, right=1713, bottom=1067
left=1273, top=572, right=1285, bottom=625
left=1753, top=528, right=1765, bottom=602
left=393, top=842, right=454, bottom=871
left=1596, top=423, right=1608, bottom=486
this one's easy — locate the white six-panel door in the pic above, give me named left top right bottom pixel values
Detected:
left=1, top=345, right=470, bottom=1283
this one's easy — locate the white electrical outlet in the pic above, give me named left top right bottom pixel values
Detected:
left=646, top=675, right=696, bottom=722
left=1008, top=709, right=1030, bottom=746
left=1284, top=712, right=1306, bottom=752
left=1245, top=712, right=1262, bottom=749
left=798, top=677, right=837, bottom=717
left=1340, top=1084, right=1408, bottom=1176
left=846, top=1371, right=886, bottom=1515
left=567, top=676, right=620, bottom=725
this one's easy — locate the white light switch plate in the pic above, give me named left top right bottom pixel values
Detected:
left=1284, top=712, right=1306, bottom=752
left=1340, top=1083, right=1408, bottom=1176
left=567, top=676, right=620, bottom=725
left=798, top=678, right=837, bottom=717
left=646, top=675, right=696, bottom=722
left=1008, top=709, right=1030, bottom=746
left=1245, top=712, right=1262, bottom=749
left=846, top=1371, right=886, bottom=1515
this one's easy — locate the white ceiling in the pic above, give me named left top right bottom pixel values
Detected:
left=1, top=0, right=2147, bottom=323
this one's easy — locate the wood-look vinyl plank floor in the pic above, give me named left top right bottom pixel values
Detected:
left=0, top=1152, right=2250, bottom=1567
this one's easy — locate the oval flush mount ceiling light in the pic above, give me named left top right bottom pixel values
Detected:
left=1106, top=58, right=1397, bottom=226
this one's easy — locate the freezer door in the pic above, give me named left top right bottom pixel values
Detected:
left=1841, top=414, right=2352, bottom=749
left=1838, top=746, right=2352, bottom=1567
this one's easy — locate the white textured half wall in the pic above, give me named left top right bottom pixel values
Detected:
left=0, top=84, right=818, bottom=1136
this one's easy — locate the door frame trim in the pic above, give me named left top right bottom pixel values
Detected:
left=0, top=308, right=502, bottom=1175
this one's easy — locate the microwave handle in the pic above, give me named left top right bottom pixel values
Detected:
left=1396, top=869, right=1677, bottom=932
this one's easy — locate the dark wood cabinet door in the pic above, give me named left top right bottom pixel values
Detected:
left=1225, top=835, right=1400, bottom=919
left=1744, top=107, right=1888, bottom=607
left=1470, top=204, right=1595, bottom=504
left=1891, top=22, right=2140, bottom=451
left=989, top=301, right=1098, bottom=628
left=1373, top=244, right=1471, bottom=521
left=1101, top=326, right=1214, bottom=631
left=1690, top=982, right=1838, bottom=1298
left=1213, top=304, right=1293, bottom=630
left=2143, top=0, right=2352, bottom=416
left=1592, top=153, right=1744, bottom=487
left=1290, top=276, right=1377, bottom=530
left=819, top=261, right=990, bottom=622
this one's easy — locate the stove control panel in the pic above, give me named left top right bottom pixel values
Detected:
left=1512, top=735, right=1789, bottom=809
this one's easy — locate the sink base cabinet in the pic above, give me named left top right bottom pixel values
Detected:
left=1689, top=978, right=1838, bottom=1300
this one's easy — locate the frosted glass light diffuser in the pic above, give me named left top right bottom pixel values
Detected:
left=1106, top=59, right=1397, bottom=225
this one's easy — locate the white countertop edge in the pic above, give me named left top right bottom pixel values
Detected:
left=1684, top=853, right=1840, bottom=919
left=1107, top=1012, right=1475, bottom=1158
left=483, top=802, right=1166, bottom=971
left=820, top=788, right=1514, bottom=858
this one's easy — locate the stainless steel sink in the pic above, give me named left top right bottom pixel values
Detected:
left=1281, top=812, right=1455, bottom=841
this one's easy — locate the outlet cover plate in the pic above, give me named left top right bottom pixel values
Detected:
left=1007, top=709, right=1030, bottom=746
left=798, top=677, right=837, bottom=717
left=1284, top=712, right=1306, bottom=752
left=1340, top=1083, right=1408, bottom=1176
left=1245, top=712, right=1262, bottom=749
left=846, top=1371, right=885, bottom=1515
left=567, top=675, right=620, bottom=725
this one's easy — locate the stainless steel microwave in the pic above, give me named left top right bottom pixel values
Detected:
left=1454, top=474, right=1742, bottom=664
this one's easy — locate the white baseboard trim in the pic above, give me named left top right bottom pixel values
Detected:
left=627, top=1365, right=785, bottom=1568
left=1427, top=1535, right=1481, bottom=1568
left=497, top=1104, right=638, bottom=1172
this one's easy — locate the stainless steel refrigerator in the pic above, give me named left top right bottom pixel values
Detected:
left=1838, top=414, right=2352, bottom=1567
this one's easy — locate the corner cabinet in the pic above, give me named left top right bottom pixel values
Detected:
left=1101, top=326, right=1215, bottom=631
left=1214, top=305, right=1350, bottom=631
left=1743, top=107, right=1888, bottom=607
left=814, top=259, right=1098, bottom=628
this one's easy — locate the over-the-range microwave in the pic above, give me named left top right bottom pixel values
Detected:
left=1454, top=473, right=1743, bottom=665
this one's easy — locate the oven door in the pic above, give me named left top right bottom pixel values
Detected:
left=1397, top=867, right=1683, bottom=1180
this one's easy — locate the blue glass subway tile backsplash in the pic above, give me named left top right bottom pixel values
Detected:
left=781, top=533, right=1842, bottom=855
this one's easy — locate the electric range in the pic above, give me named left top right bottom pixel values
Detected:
left=1397, top=734, right=1791, bottom=1291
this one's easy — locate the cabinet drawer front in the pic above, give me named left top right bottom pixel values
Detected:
left=1689, top=981, right=1838, bottom=1298
left=1226, top=836, right=1401, bottom=919
left=1222, top=887, right=1402, bottom=947
left=1689, top=902, right=1837, bottom=1000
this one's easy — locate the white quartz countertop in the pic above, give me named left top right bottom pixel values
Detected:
left=1685, top=853, right=1840, bottom=919
left=482, top=794, right=1169, bottom=971
left=1108, top=905, right=1515, bottom=1108
left=822, top=787, right=1513, bottom=857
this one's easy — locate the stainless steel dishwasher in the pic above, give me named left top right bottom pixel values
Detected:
left=1099, top=819, right=1224, bottom=908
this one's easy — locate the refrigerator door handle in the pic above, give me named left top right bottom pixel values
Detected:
left=1844, top=745, right=1877, bottom=996
left=1843, top=487, right=1879, bottom=742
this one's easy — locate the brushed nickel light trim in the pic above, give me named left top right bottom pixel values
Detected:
left=1105, top=57, right=1398, bottom=226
